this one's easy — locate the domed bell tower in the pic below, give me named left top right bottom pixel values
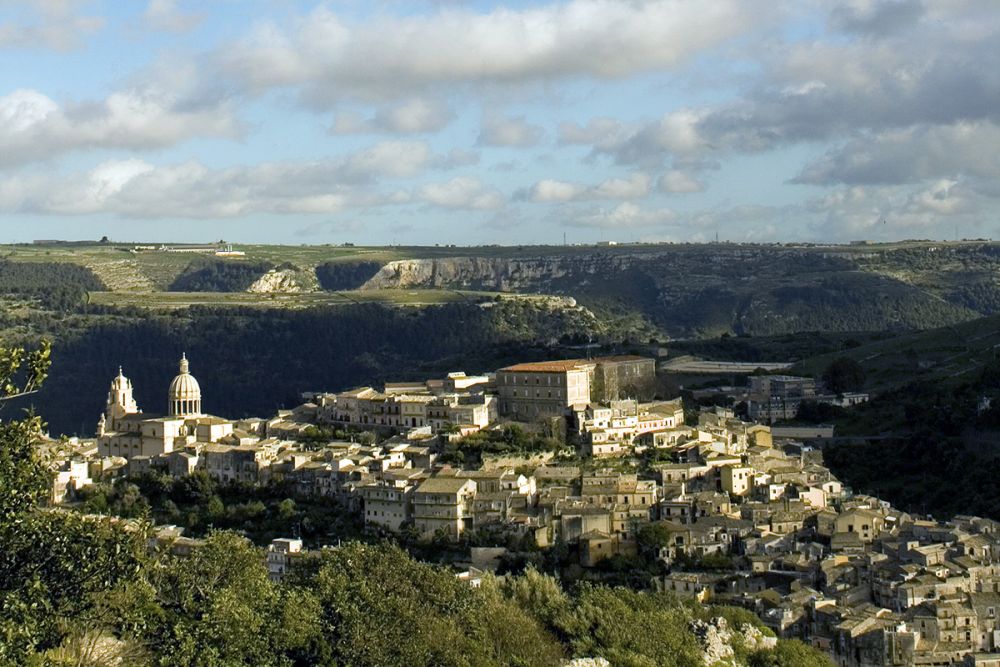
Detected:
left=102, top=366, right=139, bottom=432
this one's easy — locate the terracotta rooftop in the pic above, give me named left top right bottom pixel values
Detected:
left=591, top=355, right=652, bottom=363
left=499, top=359, right=592, bottom=373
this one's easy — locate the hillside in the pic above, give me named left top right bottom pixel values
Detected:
left=7, top=240, right=1000, bottom=337
left=793, top=312, right=1000, bottom=392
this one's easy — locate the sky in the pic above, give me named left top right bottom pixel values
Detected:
left=0, top=0, right=998, bottom=245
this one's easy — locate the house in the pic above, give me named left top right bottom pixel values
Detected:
left=412, top=476, right=477, bottom=539
left=721, top=465, right=754, bottom=497
left=835, top=508, right=887, bottom=544
left=358, top=481, right=415, bottom=532
left=266, top=538, right=303, bottom=582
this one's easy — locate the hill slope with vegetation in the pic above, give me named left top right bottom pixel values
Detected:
left=769, top=317, right=1000, bottom=521
left=9, top=240, right=1000, bottom=337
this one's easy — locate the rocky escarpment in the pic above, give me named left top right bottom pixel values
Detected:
left=360, top=255, right=639, bottom=292
left=689, top=617, right=777, bottom=666
left=358, top=247, right=995, bottom=337
left=247, top=268, right=302, bottom=293
left=247, top=265, right=320, bottom=293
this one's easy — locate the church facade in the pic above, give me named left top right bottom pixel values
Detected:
left=97, top=355, right=234, bottom=460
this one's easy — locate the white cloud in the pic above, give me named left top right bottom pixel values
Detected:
left=828, top=0, right=925, bottom=35
left=567, top=201, right=675, bottom=228
left=343, top=141, right=431, bottom=178
left=331, top=98, right=454, bottom=135
left=429, top=148, right=481, bottom=170
left=417, top=176, right=505, bottom=210
left=794, top=121, right=1000, bottom=187
left=213, top=0, right=765, bottom=103
left=0, top=0, right=104, bottom=51
left=660, top=170, right=705, bottom=193
left=478, top=115, right=544, bottom=147
left=558, top=117, right=634, bottom=150
left=592, top=173, right=651, bottom=199
left=0, top=141, right=450, bottom=218
left=807, top=180, right=989, bottom=240
left=525, top=173, right=650, bottom=202
left=567, top=2, right=1000, bottom=175
left=529, top=180, right=584, bottom=203
left=142, top=0, right=203, bottom=33
left=516, top=172, right=650, bottom=203
left=0, top=88, right=240, bottom=168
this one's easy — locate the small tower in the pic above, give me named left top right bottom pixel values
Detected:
left=102, top=366, right=139, bottom=431
left=107, top=367, right=138, bottom=413
left=168, top=353, right=202, bottom=417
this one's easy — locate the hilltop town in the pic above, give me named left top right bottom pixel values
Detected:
left=40, top=352, right=1000, bottom=667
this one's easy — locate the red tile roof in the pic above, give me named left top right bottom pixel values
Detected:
left=499, top=360, right=593, bottom=373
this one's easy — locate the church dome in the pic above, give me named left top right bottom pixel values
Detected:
left=168, top=354, right=202, bottom=416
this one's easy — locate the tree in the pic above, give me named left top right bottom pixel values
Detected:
left=636, top=522, right=674, bottom=562
left=555, top=585, right=702, bottom=667
left=145, top=531, right=325, bottom=664
left=0, top=341, right=147, bottom=662
left=748, top=639, right=835, bottom=666
left=822, top=357, right=866, bottom=394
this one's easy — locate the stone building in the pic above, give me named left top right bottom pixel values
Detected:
left=496, top=360, right=595, bottom=418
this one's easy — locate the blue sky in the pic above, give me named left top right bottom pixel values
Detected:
left=0, top=0, right=998, bottom=245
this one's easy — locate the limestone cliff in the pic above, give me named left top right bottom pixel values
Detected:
left=360, top=255, right=637, bottom=292
left=248, top=267, right=309, bottom=293
left=356, top=247, right=990, bottom=337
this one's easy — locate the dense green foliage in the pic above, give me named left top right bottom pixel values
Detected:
left=0, top=259, right=105, bottom=310
left=438, top=423, right=565, bottom=466
left=314, top=260, right=383, bottom=290
left=821, top=357, right=1000, bottom=520
left=822, top=357, right=866, bottom=393
left=168, top=259, right=274, bottom=292
left=669, top=331, right=886, bottom=364
left=0, top=341, right=148, bottom=663
left=79, top=471, right=365, bottom=545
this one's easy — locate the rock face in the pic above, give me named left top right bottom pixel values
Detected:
left=356, top=246, right=993, bottom=337
left=360, top=255, right=637, bottom=292
left=689, top=618, right=778, bottom=666
left=691, top=618, right=736, bottom=666
left=247, top=268, right=303, bottom=293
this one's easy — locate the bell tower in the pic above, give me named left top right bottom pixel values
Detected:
left=103, top=367, right=140, bottom=431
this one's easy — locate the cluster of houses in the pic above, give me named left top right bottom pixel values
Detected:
left=41, top=354, right=1000, bottom=666
left=748, top=374, right=870, bottom=423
